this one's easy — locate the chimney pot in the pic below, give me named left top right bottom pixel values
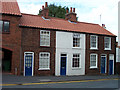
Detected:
left=66, top=9, right=69, bottom=13
left=73, top=8, right=75, bottom=12
left=45, top=2, right=48, bottom=8
left=70, top=7, right=72, bottom=13
left=42, top=5, right=44, bottom=10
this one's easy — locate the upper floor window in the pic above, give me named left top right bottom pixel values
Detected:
left=104, top=37, right=111, bottom=50
left=73, top=33, right=80, bottom=48
left=90, top=54, right=98, bottom=68
left=0, top=20, right=10, bottom=33
left=40, top=30, right=50, bottom=46
left=72, top=54, right=81, bottom=68
left=39, top=52, right=50, bottom=70
left=90, top=35, right=98, bottom=49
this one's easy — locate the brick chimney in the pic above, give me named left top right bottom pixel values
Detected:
left=102, top=24, right=106, bottom=29
left=41, top=2, right=49, bottom=19
left=65, top=7, right=77, bottom=22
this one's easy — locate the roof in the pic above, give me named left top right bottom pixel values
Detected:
left=19, top=13, right=115, bottom=36
left=0, top=0, right=21, bottom=16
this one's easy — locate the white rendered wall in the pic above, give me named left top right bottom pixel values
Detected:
left=55, top=31, right=86, bottom=76
left=116, top=48, right=120, bottom=62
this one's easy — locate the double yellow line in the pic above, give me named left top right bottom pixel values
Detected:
left=1, top=78, right=119, bottom=86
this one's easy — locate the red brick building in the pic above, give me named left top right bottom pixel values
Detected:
left=1, top=1, right=116, bottom=76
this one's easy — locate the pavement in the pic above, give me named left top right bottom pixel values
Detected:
left=2, top=73, right=120, bottom=85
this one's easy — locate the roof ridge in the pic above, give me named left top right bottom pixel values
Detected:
left=78, top=21, right=98, bottom=25
left=21, top=13, right=42, bottom=17
left=21, top=13, right=100, bottom=25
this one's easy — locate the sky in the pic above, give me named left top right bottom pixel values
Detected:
left=17, top=0, right=119, bottom=41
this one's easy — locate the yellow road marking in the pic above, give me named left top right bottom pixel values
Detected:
left=1, top=78, right=119, bottom=86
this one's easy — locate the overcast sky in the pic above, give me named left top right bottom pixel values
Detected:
left=17, top=0, right=119, bottom=41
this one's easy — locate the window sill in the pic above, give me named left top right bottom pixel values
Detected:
left=38, top=68, right=50, bottom=70
left=104, top=48, right=111, bottom=50
left=40, top=45, right=50, bottom=48
left=72, top=47, right=81, bottom=49
left=89, top=67, right=98, bottom=69
left=72, top=67, right=81, bottom=70
left=90, top=48, right=98, bottom=50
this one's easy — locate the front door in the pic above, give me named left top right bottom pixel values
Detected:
left=109, top=54, right=114, bottom=75
left=60, top=54, right=67, bottom=75
left=24, top=52, right=34, bottom=76
left=101, top=55, right=106, bottom=74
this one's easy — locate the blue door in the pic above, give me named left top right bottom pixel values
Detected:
left=60, top=54, right=67, bottom=75
left=109, top=60, right=113, bottom=75
left=24, top=53, right=33, bottom=76
left=101, top=55, right=106, bottom=74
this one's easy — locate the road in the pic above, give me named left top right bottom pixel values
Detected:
left=1, top=78, right=119, bottom=88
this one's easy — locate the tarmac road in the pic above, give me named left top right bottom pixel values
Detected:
left=1, top=73, right=120, bottom=89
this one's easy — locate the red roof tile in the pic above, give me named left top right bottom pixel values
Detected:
left=0, top=0, right=21, bottom=16
left=20, top=13, right=115, bottom=36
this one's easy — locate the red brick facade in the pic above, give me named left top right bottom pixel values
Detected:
left=20, top=27, right=56, bottom=76
left=85, top=34, right=116, bottom=75
left=1, top=14, right=21, bottom=75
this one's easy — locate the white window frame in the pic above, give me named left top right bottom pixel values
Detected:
left=90, top=54, right=98, bottom=68
left=38, top=52, right=50, bottom=70
left=90, top=35, right=98, bottom=49
left=40, top=30, right=50, bottom=46
left=104, top=37, right=111, bottom=50
left=73, top=33, right=81, bottom=48
left=72, top=53, right=81, bottom=69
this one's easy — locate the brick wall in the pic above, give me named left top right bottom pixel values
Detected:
left=21, top=27, right=56, bottom=76
left=1, top=14, right=21, bottom=75
left=85, top=34, right=116, bottom=75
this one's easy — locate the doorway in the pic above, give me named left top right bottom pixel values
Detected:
left=24, top=52, right=34, bottom=76
left=101, top=55, right=107, bottom=74
left=109, top=54, right=114, bottom=75
left=2, top=48, right=12, bottom=73
left=60, top=54, right=67, bottom=75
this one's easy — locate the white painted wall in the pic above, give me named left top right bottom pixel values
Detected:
left=116, top=47, right=120, bottom=62
left=55, top=31, right=86, bottom=76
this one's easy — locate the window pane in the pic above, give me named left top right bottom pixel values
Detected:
left=90, top=35, right=97, bottom=48
left=4, top=21, right=9, bottom=32
left=39, top=52, right=50, bottom=69
left=104, top=37, right=111, bottom=49
left=40, top=30, right=50, bottom=46
left=73, top=33, right=80, bottom=47
left=72, top=54, right=80, bottom=68
left=0, top=21, right=3, bottom=32
left=90, top=54, right=97, bottom=68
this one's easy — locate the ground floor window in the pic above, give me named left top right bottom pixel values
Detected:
left=72, top=54, right=81, bottom=68
left=39, top=52, right=50, bottom=70
left=90, top=54, right=98, bottom=68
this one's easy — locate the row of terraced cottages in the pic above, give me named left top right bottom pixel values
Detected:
left=1, top=1, right=116, bottom=76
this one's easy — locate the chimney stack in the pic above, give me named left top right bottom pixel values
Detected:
left=65, top=7, right=77, bottom=22
left=102, top=24, right=106, bottom=29
left=41, top=2, right=49, bottom=19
